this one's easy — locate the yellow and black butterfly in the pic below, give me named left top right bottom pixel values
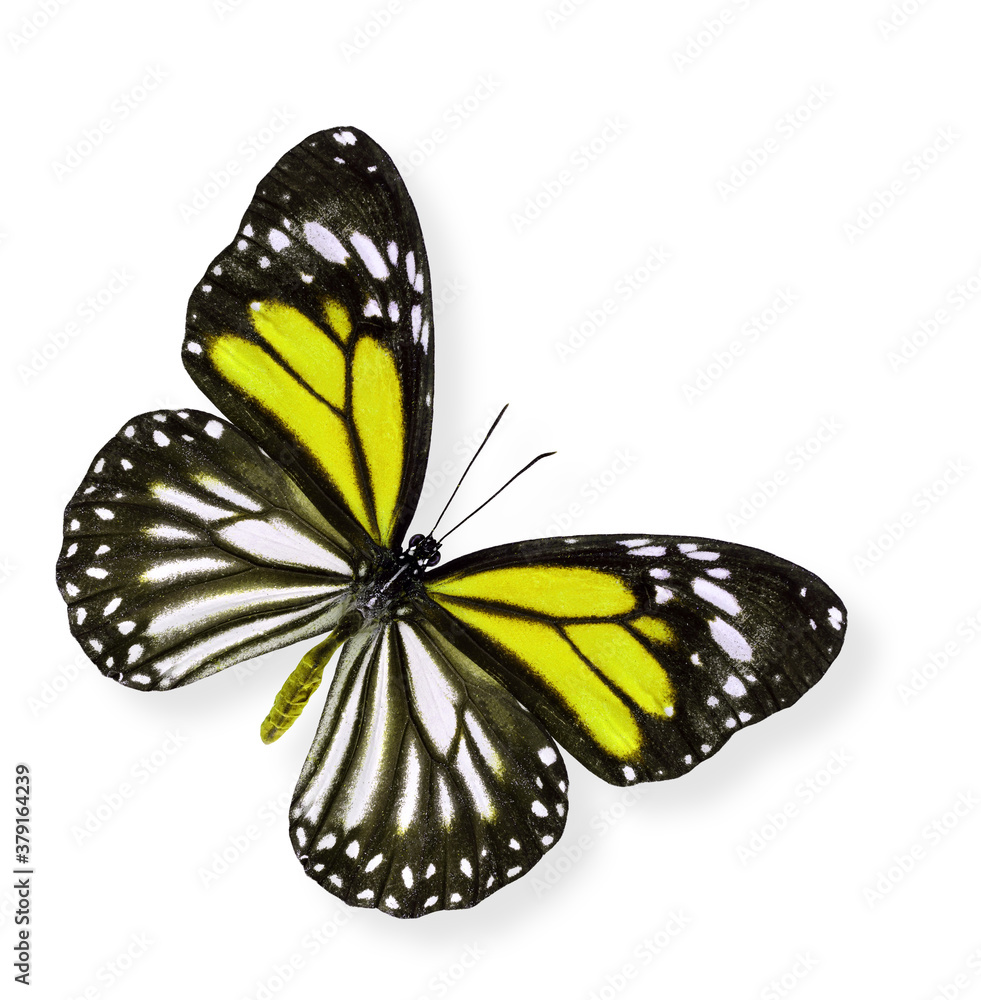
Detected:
left=56, top=127, right=846, bottom=918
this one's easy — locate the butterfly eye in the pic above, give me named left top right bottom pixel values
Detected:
left=408, top=534, right=424, bottom=549
left=426, top=552, right=441, bottom=567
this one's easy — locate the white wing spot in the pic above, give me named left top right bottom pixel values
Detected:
left=303, top=222, right=348, bottom=263
left=709, top=617, right=752, bottom=661
left=402, top=866, right=413, bottom=888
left=623, top=765, right=636, bottom=781
left=424, top=895, right=438, bottom=908
left=706, top=567, right=730, bottom=579
left=460, top=858, right=472, bottom=877
left=366, top=853, right=383, bottom=872
left=345, top=840, right=360, bottom=858
left=127, top=644, right=143, bottom=664
left=538, top=747, right=557, bottom=765
left=95, top=508, right=114, bottom=520
left=654, top=586, right=673, bottom=604
left=152, top=430, right=170, bottom=447
left=531, top=800, right=548, bottom=817
left=829, top=607, right=843, bottom=630
left=117, top=621, right=136, bottom=635
left=425, top=863, right=436, bottom=878
left=317, top=833, right=336, bottom=850
left=333, top=130, right=356, bottom=145
left=204, top=420, right=224, bottom=439
left=364, top=299, right=382, bottom=318
left=507, top=866, right=522, bottom=878
left=649, top=568, right=670, bottom=579
left=269, top=228, right=290, bottom=251
left=388, top=301, right=399, bottom=322
left=723, top=675, right=747, bottom=697
left=86, top=567, right=108, bottom=579
left=542, top=835, right=554, bottom=846
left=350, top=231, right=389, bottom=279
left=692, top=577, right=741, bottom=615
left=387, top=241, right=398, bottom=263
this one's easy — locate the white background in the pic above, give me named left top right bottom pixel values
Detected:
left=4, top=1, right=981, bottom=998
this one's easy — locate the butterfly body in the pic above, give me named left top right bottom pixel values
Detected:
left=57, top=126, right=846, bottom=917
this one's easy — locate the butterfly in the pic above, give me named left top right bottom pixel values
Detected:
left=56, top=126, right=847, bottom=918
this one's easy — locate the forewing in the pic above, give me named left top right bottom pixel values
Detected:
left=184, top=127, right=435, bottom=550
left=426, top=535, right=846, bottom=785
left=290, top=616, right=569, bottom=918
left=56, top=410, right=356, bottom=689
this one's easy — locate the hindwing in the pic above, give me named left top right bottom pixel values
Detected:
left=290, top=616, right=568, bottom=917
left=56, top=410, right=355, bottom=689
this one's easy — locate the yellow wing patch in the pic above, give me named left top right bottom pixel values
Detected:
left=565, top=622, right=673, bottom=717
left=250, top=301, right=346, bottom=408
left=351, top=336, right=404, bottom=545
left=207, top=299, right=408, bottom=546
left=434, top=601, right=642, bottom=758
left=430, top=565, right=635, bottom=618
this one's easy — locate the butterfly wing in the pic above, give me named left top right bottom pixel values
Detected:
left=55, top=410, right=356, bottom=689
left=425, top=535, right=846, bottom=785
left=290, top=616, right=568, bottom=917
left=183, top=127, right=434, bottom=551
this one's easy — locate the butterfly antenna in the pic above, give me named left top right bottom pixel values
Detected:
left=437, top=450, right=556, bottom=544
left=428, top=404, right=510, bottom=537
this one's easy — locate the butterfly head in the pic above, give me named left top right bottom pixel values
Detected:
left=404, top=533, right=441, bottom=571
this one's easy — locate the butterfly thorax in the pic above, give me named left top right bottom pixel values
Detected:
left=353, top=533, right=441, bottom=624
